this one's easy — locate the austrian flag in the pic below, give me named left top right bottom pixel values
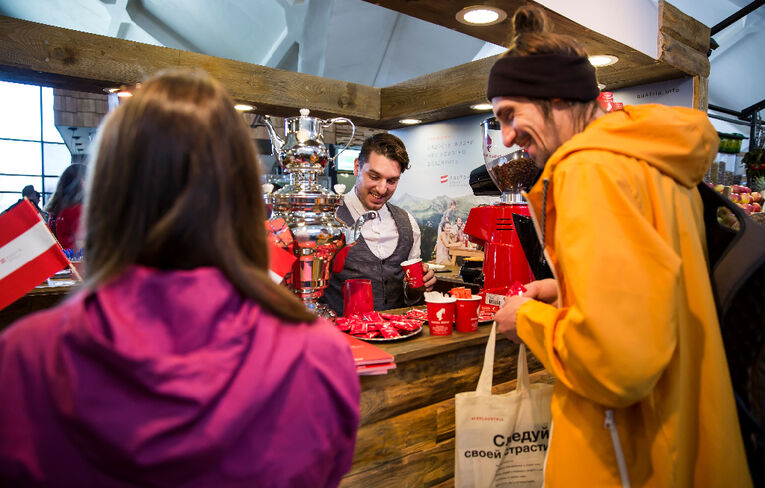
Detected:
left=0, top=200, right=70, bottom=310
left=441, top=174, right=449, bottom=184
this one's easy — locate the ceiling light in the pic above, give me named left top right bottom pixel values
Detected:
left=470, top=103, right=493, bottom=111
left=234, top=104, right=255, bottom=111
left=399, top=119, right=422, bottom=125
left=116, top=90, right=133, bottom=98
left=456, top=6, right=507, bottom=26
left=104, top=87, right=120, bottom=94
left=597, top=83, right=606, bottom=90
left=588, top=55, right=619, bottom=67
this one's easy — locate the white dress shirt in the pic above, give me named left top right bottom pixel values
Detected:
left=343, top=188, right=422, bottom=261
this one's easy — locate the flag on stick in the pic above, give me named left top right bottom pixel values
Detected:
left=0, top=200, right=70, bottom=310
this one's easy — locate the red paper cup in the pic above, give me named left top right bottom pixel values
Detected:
left=401, top=258, right=425, bottom=289
left=426, top=297, right=456, bottom=336
left=455, top=296, right=482, bottom=333
left=343, top=279, right=374, bottom=317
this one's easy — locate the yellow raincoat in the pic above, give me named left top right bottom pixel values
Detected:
left=519, top=104, right=752, bottom=487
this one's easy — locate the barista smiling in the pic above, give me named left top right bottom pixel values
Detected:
left=353, top=150, right=402, bottom=211
left=322, top=132, right=436, bottom=315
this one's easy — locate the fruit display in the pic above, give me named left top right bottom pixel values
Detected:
left=710, top=183, right=763, bottom=215
left=717, top=132, right=746, bottom=154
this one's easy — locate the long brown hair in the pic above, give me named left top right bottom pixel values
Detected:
left=504, top=6, right=600, bottom=131
left=84, top=69, right=315, bottom=323
left=46, top=163, right=86, bottom=219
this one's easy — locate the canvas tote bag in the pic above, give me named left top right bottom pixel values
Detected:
left=455, top=322, right=554, bottom=488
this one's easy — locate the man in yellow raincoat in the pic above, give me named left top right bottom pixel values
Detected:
left=491, top=6, right=752, bottom=487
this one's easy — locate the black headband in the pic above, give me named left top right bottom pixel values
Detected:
left=487, top=54, right=599, bottom=102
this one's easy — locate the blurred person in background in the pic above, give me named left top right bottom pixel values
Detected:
left=0, top=69, right=359, bottom=487
left=46, top=163, right=86, bottom=249
left=1, top=185, right=45, bottom=219
left=490, top=5, right=751, bottom=487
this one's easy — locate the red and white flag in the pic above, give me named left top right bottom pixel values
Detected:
left=441, top=174, right=449, bottom=184
left=268, top=241, right=296, bottom=284
left=0, top=200, right=70, bottom=311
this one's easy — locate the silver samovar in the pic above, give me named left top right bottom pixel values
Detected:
left=263, top=108, right=376, bottom=318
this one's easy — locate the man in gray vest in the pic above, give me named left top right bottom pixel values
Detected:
left=323, top=133, right=436, bottom=315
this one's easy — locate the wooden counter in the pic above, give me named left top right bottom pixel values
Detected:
left=341, top=309, right=552, bottom=487
left=0, top=282, right=78, bottom=331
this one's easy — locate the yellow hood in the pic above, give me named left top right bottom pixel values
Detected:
left=546, top=104, right=718, bottom=188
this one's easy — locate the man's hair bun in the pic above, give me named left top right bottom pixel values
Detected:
left=512, top=6, right=548, bottom=35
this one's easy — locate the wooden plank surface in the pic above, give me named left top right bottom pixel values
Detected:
left=659, top=1, right=711, bottom=55
left=364, top=0, right=695, bottom=86
left=1, top=4, right=706, bottom=130
left=344, top=370, right=554, bottom=486
left=0, top=15, right=380, bottom=124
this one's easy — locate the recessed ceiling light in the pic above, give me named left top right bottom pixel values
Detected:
left=456, top=6, right=507, bottom=26
left=399, top=119, right=422, bottom=125
left=234, top=104, right=255, bottom=111
left=588, top=55, right=619, bottom=67
left=470, top=103, right=493, bottom=111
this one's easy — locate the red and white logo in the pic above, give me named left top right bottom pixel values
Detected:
left=440, top=174, right=449, bottom=184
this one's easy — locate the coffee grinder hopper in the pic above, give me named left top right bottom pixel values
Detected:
left=481, top=117, right=538, bottom=204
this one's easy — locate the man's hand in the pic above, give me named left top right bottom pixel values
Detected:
left=494, top=295, right=532, bottom=343
left=422, top=263, right=437, bottom=291
left=523, top=279, right=559, bottom=306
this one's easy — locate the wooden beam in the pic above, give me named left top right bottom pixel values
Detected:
left=362, top=0, right=693, bottom=80
left=379, top=56, right=496, bottom=128
left=365, top=0, right=699, bottom=127
left=0, top=5, right=709, bottom=130
left=659, top=1, right=711, bottom=54
left=694, top=75, right=709, bottom=111
left=0, top=15, right=380, bottom=124
left=658, top=30, right=710, bottom=77
left=657, top=1, right=711, bottom=77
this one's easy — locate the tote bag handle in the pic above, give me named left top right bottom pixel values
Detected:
left=476, top=322, right=530, bottom=394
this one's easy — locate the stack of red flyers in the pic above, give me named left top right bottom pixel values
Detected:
left=343, top=334, right=396, bottom=375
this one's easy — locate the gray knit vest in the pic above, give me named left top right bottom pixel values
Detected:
left=322, top=202, right=414, bottom=315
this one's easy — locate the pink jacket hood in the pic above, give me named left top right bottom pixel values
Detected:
left=0, top=265, right=359, bottom=486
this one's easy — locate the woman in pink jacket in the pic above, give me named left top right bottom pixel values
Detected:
left=0, top=69, right=360, bottom=487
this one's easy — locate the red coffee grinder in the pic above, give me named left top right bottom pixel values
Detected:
left=463, top=117, right=538, bottom=291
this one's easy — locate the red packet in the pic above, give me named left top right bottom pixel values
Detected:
left=507, top=281, right=528, bottom=297
left=349, top=318, right=368, bottom=335
left=335, top=317, right=352, bottom=332
left=365, top=321, right=385, bottom=331
left=378, top=322, right=402, bottom=338
left=404, top=308, right=427, bottom=320
left=390, top=318, right=421, bottom=331
left=361, top=311, right=384, bottom=322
